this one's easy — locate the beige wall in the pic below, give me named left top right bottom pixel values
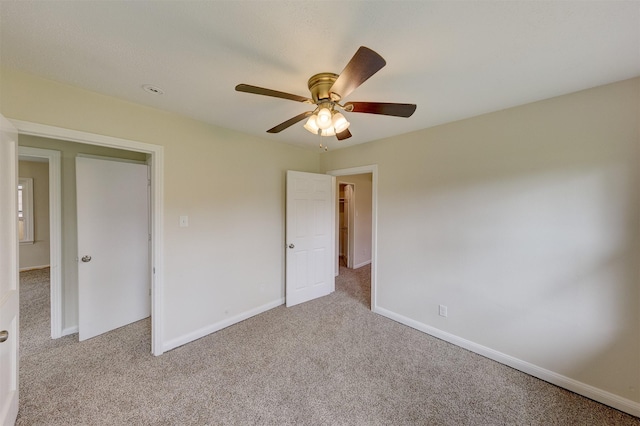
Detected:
left=1, top=69, right=320, bottom=342
left=18, top=160, right=50, bottom=270
left=3, top=66, right=639, bottom=412
left=321, top=77, right=640, bottom=404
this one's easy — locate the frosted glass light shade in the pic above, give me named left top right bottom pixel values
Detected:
left=304, top=115, right=320, bottom=134
left=316, top=108, right=333, bottom=130
left=332, top=112, right=350, bottom=133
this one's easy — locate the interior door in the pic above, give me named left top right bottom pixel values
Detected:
left=286, top=171, right=335, bottom=307
left=0, top=114, right=19, bottom=426
left=76, top=156, right=150, bottom=341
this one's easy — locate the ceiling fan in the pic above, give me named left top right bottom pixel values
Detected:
left=235, top=46, right=417, bottom=144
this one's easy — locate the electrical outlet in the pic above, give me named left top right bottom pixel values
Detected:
left=439, top=304, right=448, bottom=318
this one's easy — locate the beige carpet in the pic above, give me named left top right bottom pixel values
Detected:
left=17, top=266, right=640, bottom=425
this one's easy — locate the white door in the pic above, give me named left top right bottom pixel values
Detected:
left=286, top=171, right=335, bottom=307
left=76, top=156, right=150, bottom=341
left=0, top=114, right=19, bottom=426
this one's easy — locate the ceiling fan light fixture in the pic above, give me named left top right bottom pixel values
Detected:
left=332, top=112, right=350, bottom=133
left=236, top=47, right=415, bottom=143
left=304, top=115, right=320, bottom=134
left=316, top=107, right=333, bottom=130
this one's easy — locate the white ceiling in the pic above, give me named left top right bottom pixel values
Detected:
left=1, top=1, right=639, bottom=150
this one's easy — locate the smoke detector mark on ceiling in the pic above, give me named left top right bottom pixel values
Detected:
left=142, top=84, right=164, bottom=95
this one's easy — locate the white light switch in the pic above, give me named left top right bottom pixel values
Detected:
left=179, top=215, right=189, bottom=227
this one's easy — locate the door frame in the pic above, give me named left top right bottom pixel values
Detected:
left=18, top=147, right=63, bottom=339
left=11, top=120, right=165, bottom=356
left=326, top=165, right=378, bottom=312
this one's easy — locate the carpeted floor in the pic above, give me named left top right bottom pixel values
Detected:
left=17, top=266, right=640, bottom=425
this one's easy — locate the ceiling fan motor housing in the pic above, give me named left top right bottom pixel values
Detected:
left=308, top=72, right=340, bottom=103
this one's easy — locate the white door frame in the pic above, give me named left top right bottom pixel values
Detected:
left=11, top=120, right=165, bottom=356
left=326, top=165, right=378, bottom=312
left=18, top=147, right=63, bottom=339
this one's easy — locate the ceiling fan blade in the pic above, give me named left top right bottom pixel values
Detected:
left=336, top=128, right=352, bottom=141
left=236, top=84, right=313, bottom=103
left=267, top=111, right=313, bottom=133
left=344, top=102, right=417, bottom=118
left=329, top=46, right=386, bottom=100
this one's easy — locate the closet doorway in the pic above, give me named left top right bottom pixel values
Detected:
left=334, top=173, right=373, bottom=273
left=338, top=183, right=355, bottom=269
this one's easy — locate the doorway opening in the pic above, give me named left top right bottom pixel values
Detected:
left=18, top=147, right=61, bottom=340
left=18, top=144, right=151, bottom=351
left=338, top=183, right=354, bottom=269
left=13, top=120, right=165, bottom=356
left=327, top=165, right=377, bottom=312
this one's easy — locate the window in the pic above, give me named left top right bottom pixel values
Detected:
left=18, top=177, right=34, bottom=244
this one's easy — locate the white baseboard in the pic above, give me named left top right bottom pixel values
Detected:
left=62, top=326, right=78, bottom=336
left=373, top=306, right=640, bottom=418
left=163, top=298, right=285, bottom=352
left=353, top=260, right=371, bottom=269
left=19, top=264, right=50, bottom=272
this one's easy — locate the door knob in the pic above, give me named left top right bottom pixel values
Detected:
left=81, top=255, right=92, bottom=263
left=288, top=243, right=295, bottom=249
left=0, top=330, right=8, bottom=343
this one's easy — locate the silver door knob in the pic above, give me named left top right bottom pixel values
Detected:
left=81, top=255, right=92, bottom=263
left=288, top=243, right=295, bottom=249
left=0, top=330, right=8, bottom=343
